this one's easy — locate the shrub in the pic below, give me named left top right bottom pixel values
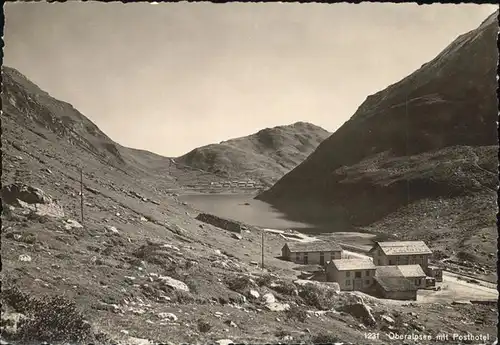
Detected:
left=1, top=286, right=97, bottom=344
left=298, top=283, right=337, bottom=310
left=197, top=319, right=212, bottom=333
left=272, top=280, right=298, bottom=296
left=285, top=305, right=308, bottom=323
left=225, top=275, right=255, bottom=294
left=172, top=290, right=196, bottom=304
left=256, top=274, right=275, bottom=287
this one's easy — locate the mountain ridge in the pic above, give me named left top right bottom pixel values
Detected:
left=176, top=121, right=331, bottom=185
left=256, top=11, right=498, bottom=270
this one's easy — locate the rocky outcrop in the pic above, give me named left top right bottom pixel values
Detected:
left=1, top=184, right=65, bottom=219
left=339, top=301, right=377, bottom=327
left=1, top=183, right=52, bottom=205
left=195, top=213, right=243, bottom=233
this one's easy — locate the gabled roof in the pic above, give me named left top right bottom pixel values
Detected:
left=284, top=241, right=342, bottom=253
left=330, top=259, right=376, bottom=271
left=376, top=265, right=426, bottom=279
left=398, top=265, right=426, bottom=278
left=374, top=266, right=417, bottom=292
left=371, top=241, right=432, bottom=256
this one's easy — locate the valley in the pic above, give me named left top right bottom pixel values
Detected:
left=1, top=8, right=498, bottom=345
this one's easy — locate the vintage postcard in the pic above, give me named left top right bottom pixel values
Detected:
left=1, top=2, right=498, bottom=344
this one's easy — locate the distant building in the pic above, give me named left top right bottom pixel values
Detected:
left=373, top=266, right=418, bottom=300
left=369, top=241, right=432, bottom=270
left=281, top=241, right=342, bottom=266
left=326, top=259, right=376, bottom=291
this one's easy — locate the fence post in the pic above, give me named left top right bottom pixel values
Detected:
left=80, top=168, right=84, bottom=225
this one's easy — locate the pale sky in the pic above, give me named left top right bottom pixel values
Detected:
left=4, top=2, right=497, bottom=156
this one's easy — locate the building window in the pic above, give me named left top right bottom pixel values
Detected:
left=365, top=280, right=370, bottom=285
left=346, top=280, right=351, bottom=286
left=346, top=271, right=351, bottom=277
left=295, top=253, right=300, bottom=261
left=415, top=279, right=420, bottom=286
left=355, top=271, right=361, bottom=278
left=389, top=260, right=394, bottom=265
left=365, top=270, right=370, bottom=276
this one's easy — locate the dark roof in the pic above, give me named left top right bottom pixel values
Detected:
left=284, top=241, right=342, bottom=253
left=374, top=266, right=417, bottom=292
left=371, top=241, right=432, bottom=256
left=376, top=266, right=403, bottom=278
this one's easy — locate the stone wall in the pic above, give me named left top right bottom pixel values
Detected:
left=195, top=213, right=242, bottom=233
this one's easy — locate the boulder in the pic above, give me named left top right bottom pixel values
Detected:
left=64, top=219, right=83, bottom=230
left=157, top=312, right=178, bottom=321
left=107, top=226, right=119, bottom=234
left=215, top=339, right=234, bottom=345
left=262, top=293, right=276, bottom=304
left=158, top=275, right=190, bottom=292
left=381, top=315, right=395, bottom=324
left=17, top=199, right=64, bottom=219
left=248, top=289, right=260, bottom=299
left=266, top=302, right=290, bottom=312
left=1, top=183, right=52, bottom=205
left=18, top=254, right=32, bottom=262
left=231, top=233, right=243, bottom=240
left=0, top=312, right=28, bottom=336
left=339, top=302, right=376, bottom=327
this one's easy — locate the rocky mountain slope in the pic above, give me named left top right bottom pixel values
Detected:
left=4, top=65, right=494, bottom=345
left=257, top=13, right=499, bottom=272
left=176, top=122, right=331, bottom=186
left=3, top=64, right=496, bottom=344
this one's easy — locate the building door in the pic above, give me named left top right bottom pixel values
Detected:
left=354, top=279, right=363, bottom=290
left=319, top=252, right=324, bottom=265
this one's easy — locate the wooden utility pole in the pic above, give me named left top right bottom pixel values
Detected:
left=261, top=230, right=265, bottom=269
left=80, top=168, right=84, bottom=225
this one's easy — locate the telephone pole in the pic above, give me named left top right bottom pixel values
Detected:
left=261, top=229, right=265, bottom=269
left=80, top=168, right=84, bottom=225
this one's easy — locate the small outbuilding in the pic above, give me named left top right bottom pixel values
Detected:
left=373, top=266, right=418, bottom=300
left=398, top=264, right=427, bottom=289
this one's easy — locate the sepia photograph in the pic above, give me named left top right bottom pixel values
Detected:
left=1, top=2, right=498, bottom=344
